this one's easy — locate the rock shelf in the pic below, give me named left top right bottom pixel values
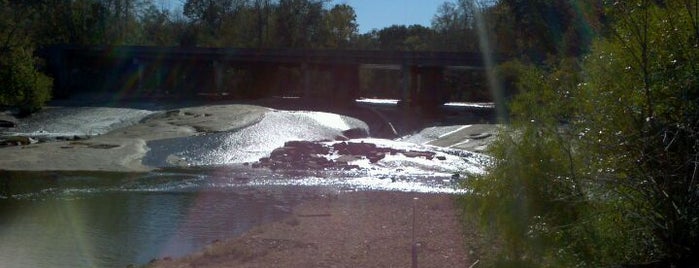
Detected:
left=248, top=140, right=440, bottom=171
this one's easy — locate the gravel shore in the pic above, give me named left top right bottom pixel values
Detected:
left=148, top=191, right=478, bottom=268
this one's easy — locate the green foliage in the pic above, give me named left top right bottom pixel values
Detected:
left=576, top=1, right=699, bottom=263
left=322, top=4, right=358, bottom=48
left=486, top=0, right=602, bottom=59
left=466, top=60, right=646, bottom=267
left=0, top=47, right=52, bottom=114
left=466, top=1, right=699, bottom=266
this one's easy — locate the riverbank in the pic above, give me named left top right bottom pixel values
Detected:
left=0, top=105, right=268, bottom=171
left=147, top=191, right=481, bottom=268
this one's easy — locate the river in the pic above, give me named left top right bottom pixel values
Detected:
left=0, top=101, right=492, bottom=267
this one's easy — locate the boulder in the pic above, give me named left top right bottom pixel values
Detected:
left=341, top=128, right=369, bottom=139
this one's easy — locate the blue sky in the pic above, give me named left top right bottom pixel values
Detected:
left=330, top=0, right=447, bottom=33
left=164, top=0, right=447, bottom=34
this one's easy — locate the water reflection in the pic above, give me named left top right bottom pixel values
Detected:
left=0, top=172, right=298, bottom=268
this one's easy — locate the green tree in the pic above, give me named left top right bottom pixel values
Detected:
left=322, top=4, right=357, bottom=48
left=375, top=24, right=435, bottom=51
left=576, top=0, right=699, bottom=264
left=467, top=0, right=699, bottom=266
left=102, top=0, right=150, bottom=44
left=431, top=0, right=479, bottom=51
left=275, top=0, right=326, bottom=48
left=141, top=3, right=176, bottom=45
left=0, top=47, right=52, bottom=114
left=483, top=0, right=601, bottom=60
left=0, top=0, right=52, bottom=114
left=251, top=0, right=274, bottom=48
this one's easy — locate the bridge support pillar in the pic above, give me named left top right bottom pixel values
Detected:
left=213, top=60, right=223, bottom=93
left=417, top=66, right=445, bottom=110
left=133, top=58, right=144, bottom=91
left=51, top=49, right=70, bottom=97
left=400, top=65, right=419, bottom=107
left=333, top=64, right=360, bottom=105
left=302, top=63, right=312, bottom=97
left=250, top=63, right=277, bottom=98
left=155, top=65, right=164, bottom=94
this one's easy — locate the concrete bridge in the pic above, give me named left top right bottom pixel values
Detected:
left=42, top=45, right=491, bottom=106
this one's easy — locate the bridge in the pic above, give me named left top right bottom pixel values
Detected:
left=42, top=45, right=492, bottom=106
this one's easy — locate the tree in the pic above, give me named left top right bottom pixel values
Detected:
left=431, top=0, right=478, bottom=51
left=275, top=0, right=327, bottom=48
left=466, top=1, right=699, bottom=266
left=101, top=0, right=150, bottom=44
left=0, top=0, right=52, bottom=114
left=0, top=47, right=53, bottom=114
left=376, top=24, right=435, bottom=51
left=141, top=3, right=176, bottom=45
left=576, top=1, right=699, bottom=264
left=183, top=0, right=246, bottom=39
left=483, top=0, right=601, bottom=60
left=251, top=0, right=273, bottom=48
left=322, top=4, right=357, bottom=48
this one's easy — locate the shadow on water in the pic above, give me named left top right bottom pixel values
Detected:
left=0, top=170, right=315, bottom=268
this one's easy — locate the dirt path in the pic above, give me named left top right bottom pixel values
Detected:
left=148, top=191, right=475, bottom=268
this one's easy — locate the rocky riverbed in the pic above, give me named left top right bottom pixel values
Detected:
left=0, top=103, right=495, bottom=177
left=0, top=101, right=498, bottom=267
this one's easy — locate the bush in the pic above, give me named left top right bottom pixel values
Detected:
left=465, top=2, right=699, bottom=266
left=0, top=47, right=52, bottom=114
left=465, top=60, right=650, bottom=267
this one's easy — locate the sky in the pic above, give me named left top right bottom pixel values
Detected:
left=330, top=0, right=447, bottom=33
left=164, top=0, right=448, bottom=34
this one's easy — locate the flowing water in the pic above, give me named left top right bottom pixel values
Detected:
left=0, top=104, right=488, bottom=267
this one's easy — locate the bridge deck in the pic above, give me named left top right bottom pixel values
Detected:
left=45, top=45, right=488, bottom=67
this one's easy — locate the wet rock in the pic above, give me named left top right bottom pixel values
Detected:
left=233, top=177, right=251, bottom=183
left=468, top=133, right=492, bottom=140
left=165, top=109, right=182, bottom=116
left=341, top=128, right=369, bottom=139
left=341, top=164, right=360, bottom=170
left=1, top=136, right=36, bottom=146
left=334, top=155, right=361, bottom=163
left=436, top=156, right=447, bottom=160
left=86, top=143, right=120, bottom=149
left=283, top=140, right=330, bottom=155
left=367, top=152, right=386, bottom=163
left=0, top=120, right=16, bottom=128
left=402, top=151, right=436, bottom=160
left=332, top=142, right=383, bottom=156
left=250, top=140, right=444, bottom=172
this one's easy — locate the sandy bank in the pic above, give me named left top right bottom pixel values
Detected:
left=148, top=191, right=477, bottom=268
left=0, top=105, right=267, bottom=172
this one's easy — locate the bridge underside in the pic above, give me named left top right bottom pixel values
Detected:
left=43, top=46, right=489, bottom=108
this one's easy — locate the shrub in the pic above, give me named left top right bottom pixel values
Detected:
left=465, top=2, right=699, bottom=266
left=0, top=47, right=52, bottom=114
